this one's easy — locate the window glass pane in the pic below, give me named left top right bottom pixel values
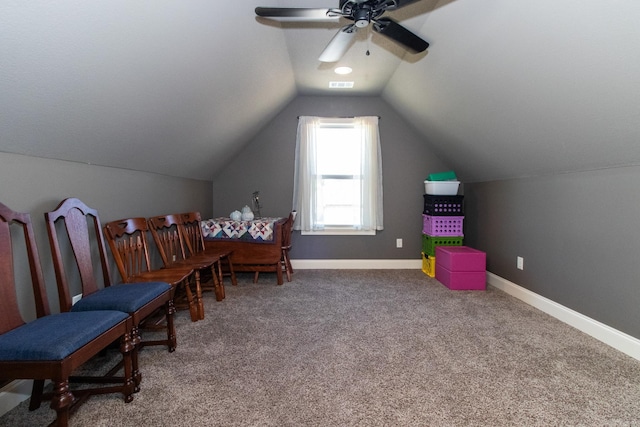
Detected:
left=323, top=206, right=359, bottom=226
left=316, top=127, right=361, bottom=175
left=315, top=125, right=363, bottom=227
left=316, top=178, right=361, bottom=226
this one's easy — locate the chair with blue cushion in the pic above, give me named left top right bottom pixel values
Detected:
left=0, top=201, right=135, bottom=427
left=44, top=198, right=177, bottom=394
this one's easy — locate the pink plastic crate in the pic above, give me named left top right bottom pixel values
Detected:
left=435, top=265, right=486, bottom=290
left=435, top=246, right=486, bottom=272
left=422, top=215, right=464, bottom=236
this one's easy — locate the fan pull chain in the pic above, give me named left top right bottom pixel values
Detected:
left=366, top=26, right=371, bottom=56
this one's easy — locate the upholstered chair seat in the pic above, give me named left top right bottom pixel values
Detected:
left=0, top=310, right=129, bottom=362
left=70, top=282, right=172, bottom=316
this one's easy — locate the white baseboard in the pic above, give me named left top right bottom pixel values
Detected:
left=0, top=380, right=32, bottom=417
left=487, top=272, right=640, bottom=361
left=291, top=259, right=422, bottom=269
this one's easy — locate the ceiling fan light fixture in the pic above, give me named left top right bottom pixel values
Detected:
left=334, top=66, right=353, bottom=75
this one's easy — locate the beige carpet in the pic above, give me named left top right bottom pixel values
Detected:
left=2, top=270, right=640, bottom=426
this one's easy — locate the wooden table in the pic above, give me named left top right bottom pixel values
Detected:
left=202, top=217, right=286, bottom=285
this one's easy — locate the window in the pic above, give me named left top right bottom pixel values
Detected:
left=293, top=116, right=383, bottom=235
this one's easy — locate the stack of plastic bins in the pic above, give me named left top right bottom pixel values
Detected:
left=421, top=194, right=464, bottom=277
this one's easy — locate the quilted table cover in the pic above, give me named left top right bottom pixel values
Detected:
left=201, top=217, right=282, bottom=243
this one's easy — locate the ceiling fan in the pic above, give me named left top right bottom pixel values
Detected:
left=255, top=0, right=430, bottom=62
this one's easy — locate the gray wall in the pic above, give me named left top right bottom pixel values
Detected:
left=1, top=152, right=213, bottom=317
left=211, top=95, right=451, bottom=259
left=464, top=165, right=640, bottom=339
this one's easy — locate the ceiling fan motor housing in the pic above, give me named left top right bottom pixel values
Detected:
left=353, top=6, right=372, bottom=27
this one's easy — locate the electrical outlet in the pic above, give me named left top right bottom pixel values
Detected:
left=517, top=256, right=524, bottom=270
left=396, top=238, right=403, bottom=248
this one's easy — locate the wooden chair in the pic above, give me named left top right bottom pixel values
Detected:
left=103, top=217, right=202, bottom=322
left=148, top=214, right=225, bottom=303
left=179, top=211, right=237, bottom=289
left=281, top=210, right=297, bottom=281
left=254, top=211, right=296, bottom=283
left=45, top=198, right=176, bottom=394
left=0, top=201, right=135, bottom=427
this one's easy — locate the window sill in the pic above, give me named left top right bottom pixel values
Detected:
left=301, top=229, right=376, bottom=236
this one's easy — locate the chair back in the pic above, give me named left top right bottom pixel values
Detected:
left=147, top=214, right=188, bottom=268
left=45, top=198, right=113, bottom=312
left=179, top=212, right=207, bottom=257
left=282, top=210, right=297, bottom=250
left=103, top=217, right=155, bottom=283
left=0, top=202, right=50, bottom=333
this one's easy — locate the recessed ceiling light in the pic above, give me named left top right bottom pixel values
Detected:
left=334, top=66, right=353, bottom=75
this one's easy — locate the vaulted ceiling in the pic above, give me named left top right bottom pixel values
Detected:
left=2, top=1, right=640, bottom=183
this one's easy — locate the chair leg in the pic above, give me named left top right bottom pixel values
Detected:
left=284, top=260, right=291, bottom=282
left=50, top=380, right=74, bottom=427
left=130, top=325, right=142, bottom=392
left=276, top=263, right=284, bottom=285
left=225, top=254, right=238, bottom=286
left=181, top=278, right=199, bottom=322
left=166, top=299, right=177, bottom=352
left=194, top=271, right=204, bottom=320
left=211, top=263, right=225, bottom=301
left=119, top=327, right=136, bottom=403
left=285, top=250, right=294, bottom=275
left=29, top=379, right=45, bottom=411
left=253, top=272, right=260, bottom=283
left=279, top=248, right=293, bottom=282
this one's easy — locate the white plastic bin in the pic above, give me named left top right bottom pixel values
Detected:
left=424, top=180, right=460, bottom=195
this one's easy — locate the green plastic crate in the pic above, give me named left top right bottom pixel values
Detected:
left=421, top=234, right=463, bottom=257
left=427, top=170, right=457, bottom=181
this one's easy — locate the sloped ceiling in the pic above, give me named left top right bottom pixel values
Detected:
left=384, top=0, right=640, bottom=182
left=0, top=0, right=297, bottom=181
left=2, top=0, right=640, bottom=182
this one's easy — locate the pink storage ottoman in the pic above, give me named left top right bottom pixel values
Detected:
left=435, top=246, right=486, bottom=290
left=436, top=246, right=486, bottom=271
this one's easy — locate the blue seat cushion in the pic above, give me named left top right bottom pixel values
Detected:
left=0, top=311, right=128, bottom=361
left=71, top=282, right=171, bottom=314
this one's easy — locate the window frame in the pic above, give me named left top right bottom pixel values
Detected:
left=293, top=116, right=383, bottom=236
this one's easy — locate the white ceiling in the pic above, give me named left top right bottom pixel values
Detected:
left=2, top=0, right=640, bottom=182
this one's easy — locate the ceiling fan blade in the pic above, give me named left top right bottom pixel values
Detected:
left=372, top=17, right=429, bottom=53
left=255, top=7, right=337, bottom=21
left=318, top=25, right=358, bottom=62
